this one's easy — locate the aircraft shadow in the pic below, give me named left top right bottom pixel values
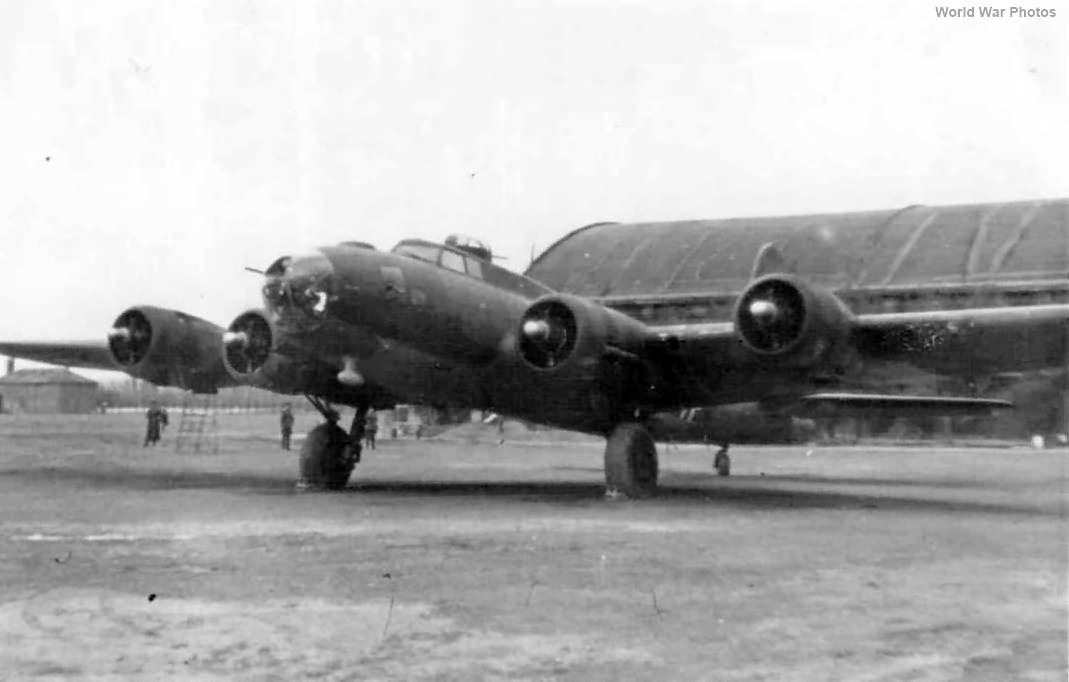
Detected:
left=556, top=465, right=999, bottom=490
left=750, top=474, right=996, bottom=490
left=0, top=466, right=290, bottom=492
left=349, top=477, right=1053, bottom=517
left=2, top=466, right=1056, bottom=516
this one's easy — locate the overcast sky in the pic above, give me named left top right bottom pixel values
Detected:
left=1, top=0, right=1066, bottom=377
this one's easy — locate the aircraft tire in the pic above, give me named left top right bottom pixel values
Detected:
left=299, top=423, right=356, bottom=490
left=604, top=422, right=658, bottom=498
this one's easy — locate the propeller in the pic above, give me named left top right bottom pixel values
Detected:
left=518, top=300, right=577, bottom=368
left=223, top=312, right=273, bottom=375
left=108, top=310, right=154, bottom=366
left=737, top=278, right=805, bottom=353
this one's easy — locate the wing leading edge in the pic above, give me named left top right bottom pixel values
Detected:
left=794, top=393, right=1012, bottom=418
left=0, top=341, right=116, bottom=372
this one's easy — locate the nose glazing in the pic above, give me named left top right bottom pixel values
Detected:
left=262, top=251, right=335, bottom=316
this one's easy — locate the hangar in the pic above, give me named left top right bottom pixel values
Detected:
left=0, top=368, right=99, bottom=414
left=526, top=199, right=1069, bottom=320
left=525, top=199, right=1069, bottom=439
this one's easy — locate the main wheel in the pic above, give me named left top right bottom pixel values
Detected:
left=299, top=423, right=356, bottom=490
left=604, top=423, right=658, bottom=498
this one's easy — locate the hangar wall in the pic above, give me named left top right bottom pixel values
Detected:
left=0, top=369, right=99, bottom=414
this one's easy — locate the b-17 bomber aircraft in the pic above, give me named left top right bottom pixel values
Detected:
left=3, top=199, right=1067, bottom=496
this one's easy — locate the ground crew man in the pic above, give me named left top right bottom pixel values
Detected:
left=364, top=409, right=377, bottom=450
left=280, top=403, right=295, bottom=450
left=144, top=401, right=168, bottom=447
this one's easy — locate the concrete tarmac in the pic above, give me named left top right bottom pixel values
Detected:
left=0, top=413, right=1065, bottom=681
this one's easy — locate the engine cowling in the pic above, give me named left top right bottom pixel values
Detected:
left=222, top=309, right=322, bottom=394
left=107, top=306, right=232, bottom=392
left=517, top=294, right=649, bottom=372
left=734, top=275, right=855, bottom=367
left=505, top=294, right=655, bottom=432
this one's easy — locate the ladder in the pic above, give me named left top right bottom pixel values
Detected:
left=174, top=393, right=219, bottom=454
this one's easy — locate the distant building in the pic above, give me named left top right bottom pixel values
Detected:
left=0, top=369, right=99, bottom=414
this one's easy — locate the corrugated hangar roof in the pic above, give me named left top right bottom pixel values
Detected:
left=525, top=199, right=1069, bottom=297
left=0, top=368, right=98, bottom=385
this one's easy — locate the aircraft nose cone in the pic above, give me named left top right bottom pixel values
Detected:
left=269, top=250, right=335, bottom=315
left=287, top=250, right=334, bottom=283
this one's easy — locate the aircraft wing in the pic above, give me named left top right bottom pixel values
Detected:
left=0, top=341, right=116, bottom=371
left=851, top=304, right=1069, bottom=375
left=793, top=393, right=1012, bottom=417
left=649, top=303, right=1068, bottom=379
left=0, top=306, right=238, bottom=392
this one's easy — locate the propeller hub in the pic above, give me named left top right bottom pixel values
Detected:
left=107, top=309, right=154, bottom=366
left=522, top=319, right=551, bottom=340
left=748, top=300, right=779, bottom=323
left=223, top=311, right=273, bottom=376
left=222, top=331, right=249, bottom=347
left=517, top=299, right=578, bottom=369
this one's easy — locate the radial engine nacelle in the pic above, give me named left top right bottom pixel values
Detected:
left=517, top=294, right=649, bottom=371
left=107, top=306, right=232, bottom=392
left=221, top=309, right=308, bottom=393
left=734, top=274, right=856, bottom=368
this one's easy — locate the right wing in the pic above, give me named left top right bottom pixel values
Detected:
left=851, top=304, right=1069, bottom=376
left=0, top=341, right=116, bottom=371
left=794, top=392, right=1012, bottom=418
left=650, top=302, right=1068, bottom=379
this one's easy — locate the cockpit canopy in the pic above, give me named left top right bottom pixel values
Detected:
left=391, top=240, right=486, bottom=278
left=391, top=238, right=552, bottom=298
left=444, top=234, right=492, bottom=262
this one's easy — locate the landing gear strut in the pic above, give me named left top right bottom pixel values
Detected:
left=604, top=422, right=659, bottom=498
left=713, top=444, right=731, bottom=477
left=297, top=396, right=363, bottom=491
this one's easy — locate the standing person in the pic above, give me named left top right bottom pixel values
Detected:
left=364, top=409, right=377, bottom=450
left=280, top=403, right=295, bottom=450
left=144, top=401, right=168, bottom=447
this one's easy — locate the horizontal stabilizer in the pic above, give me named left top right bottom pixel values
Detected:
left=796, top=392, right=1012, bottom=418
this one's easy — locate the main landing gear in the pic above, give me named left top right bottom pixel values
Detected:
left=602, top=423, right=732, bottom=497
left=297, top=396, right=367, bottom=491
left=604, top=422, right=659, bottom=498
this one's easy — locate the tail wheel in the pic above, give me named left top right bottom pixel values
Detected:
left=604, top=422, right=658, bottom=498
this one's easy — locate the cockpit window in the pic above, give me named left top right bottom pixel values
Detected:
left=465, top=257, right=483, bottom=279
left=393, top=242, right=441, bottom=263
left=440, top=249, right=466, bottom=274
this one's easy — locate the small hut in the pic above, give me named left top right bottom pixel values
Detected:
left=0, top=368, right=99, bottom=414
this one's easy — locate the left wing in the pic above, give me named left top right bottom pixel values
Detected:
left=0, top=341, right=116, bottom=371
left=1, top=306, right=239, bottom=393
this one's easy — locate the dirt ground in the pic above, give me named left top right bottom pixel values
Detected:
left=0, top=412, right=1065, bottom=681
